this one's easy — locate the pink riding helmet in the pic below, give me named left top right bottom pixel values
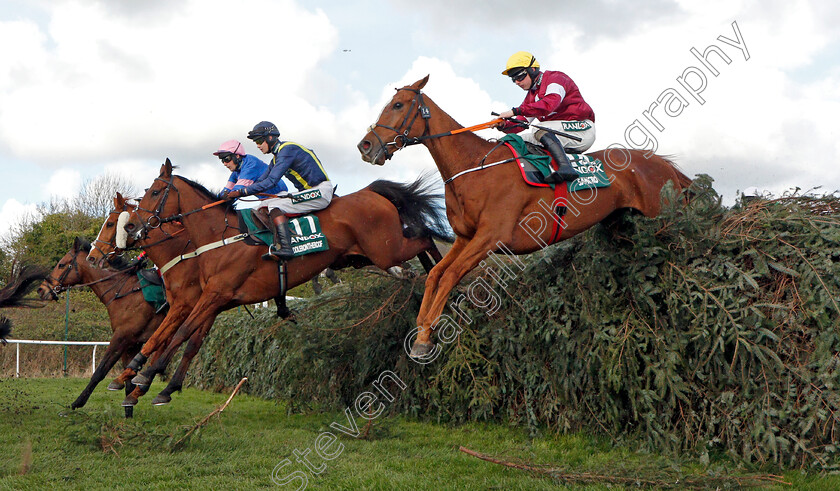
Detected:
left=213, top=140, right=246, bottom=156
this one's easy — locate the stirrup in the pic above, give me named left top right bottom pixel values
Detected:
left=545, top=166, right=579, bottom=183
left=262, top=244, right=294, bottom=261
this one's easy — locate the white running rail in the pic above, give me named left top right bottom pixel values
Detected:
left=5, top=339, right=110, bottom=377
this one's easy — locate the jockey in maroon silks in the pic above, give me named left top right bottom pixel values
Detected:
left=497, top=51, right=596, bottom=183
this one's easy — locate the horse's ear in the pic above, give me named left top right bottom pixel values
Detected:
left=161, top=158, right=172, bottom=178
left=73, top=236, right=84, bottom=252
left=115, top=192, right=125, bottom=209
left=416, top=75, right=429, bottom=90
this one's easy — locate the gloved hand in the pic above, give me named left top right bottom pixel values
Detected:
left=227, top=190, right=244, bottom=199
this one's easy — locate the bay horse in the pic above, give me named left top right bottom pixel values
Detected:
left=37, top=237, right=163, bottom=418
left=87, top=193, right=291, bottom=404
left=0, top=264, right=48, bottom=344
left=358, top=75, right=693, bottom=358
left=86, top=193, right=221, bottom=401
left=116, top=161, right=449, bottom=406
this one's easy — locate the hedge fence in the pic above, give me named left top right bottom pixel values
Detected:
left=190, top=175, right=840, bottom=469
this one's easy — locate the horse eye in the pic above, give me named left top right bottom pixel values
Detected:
left=151, top=189, right=160, bottom=196
left=394, top=102, right=403, bottom=109
left=106, top=222, right=114, bottom=228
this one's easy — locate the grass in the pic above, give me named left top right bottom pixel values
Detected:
left=0, top=378, right=835, bottom=490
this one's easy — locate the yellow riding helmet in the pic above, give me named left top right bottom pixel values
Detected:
left=502, top=51, right=540, bottom=75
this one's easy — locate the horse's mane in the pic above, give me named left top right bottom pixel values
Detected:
left=175, top=175, right=219, bottom=202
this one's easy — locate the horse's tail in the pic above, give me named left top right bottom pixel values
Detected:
left=0, top=264, right=49, bottom=309
left=366, top=173, right=454, bottom=243
left=659, top=155, right=694, bottom=189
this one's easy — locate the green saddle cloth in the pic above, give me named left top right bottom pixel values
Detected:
left=500, top=134, right=610, bottom=192
left=240, top=211, right=329, bottom=256
left=136, top=272, right=167, bottom=312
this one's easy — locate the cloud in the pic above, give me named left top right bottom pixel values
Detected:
left=0, top=0, right=338, bottom=167
left=0, top=199, right=40, bottom=243
left=44, top=168, right=82, bottom=200
left=388, top=0, right=684, bottom=42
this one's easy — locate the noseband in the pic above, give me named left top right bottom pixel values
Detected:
left=366, top=87, right=432, bottom=160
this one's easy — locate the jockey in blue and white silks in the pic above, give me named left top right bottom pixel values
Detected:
left=225, top=121, right=333, bottom=261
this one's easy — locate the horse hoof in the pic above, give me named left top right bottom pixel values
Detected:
left=132, top=373, right=151, bottom=387
left=107, top=380, right=125, bottom=391
left=71, top=399, right=84, bottom=410
left=409, top=342, right=436, bottom=359
left=121, top=396, right=138, bottom=407
left=151, top=394, right=171, bottom=406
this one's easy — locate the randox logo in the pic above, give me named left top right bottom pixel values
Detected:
left=562, top=121, right=590, bottom=131
left=291, top=233, right=326, bottom=244
left=292, top=190, right=321, bottom=202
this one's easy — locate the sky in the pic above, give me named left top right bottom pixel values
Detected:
left=1, top=0, right=838, bottom=241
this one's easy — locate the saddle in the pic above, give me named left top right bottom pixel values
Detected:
left=500, top=134, right=611, bottom=192
left=137, top=268, right=163, bottom=286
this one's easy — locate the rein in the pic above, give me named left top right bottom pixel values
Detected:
left=46, top=254, right=142, bottom=306
left=368, top=87, right=515, bottom=184
left=131, top=175, right=253, bottom=272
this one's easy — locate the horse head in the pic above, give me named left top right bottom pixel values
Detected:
left=358, top=75, right=431, bottom=166
left=38, top=237, right=89, bottom=300
left=87, top=192, right=137, bottom=268
left=123, top=159, right=180, bottom=245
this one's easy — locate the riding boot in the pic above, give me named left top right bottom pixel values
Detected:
left=538, top=130, right=579, bottom=183
left=262, top=210, right=295, bottom=261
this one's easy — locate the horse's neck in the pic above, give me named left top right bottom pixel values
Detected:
left=179, top=205, right=234, bottom=247
left=423, top=103, right=498, bottom=180
left=142, top=229, right=193, bottom=269
left=77, top=260, right=123, bottom=300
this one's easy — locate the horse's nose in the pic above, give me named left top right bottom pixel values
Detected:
left=357, top=140, right=372, bottom=156
left=36, top=285, right=51, bottom=301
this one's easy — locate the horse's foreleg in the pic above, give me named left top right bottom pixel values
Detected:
left=127, top=291, right=227, bottom=404
left=412, top=236, right=496, bottom=358
left=109, top=303, right=191, bottom=390
left=72, top=340, right=127, bottom=409
left=151, top=320, right=214, bottom=406
left=415, top=237, right=467, bottom=326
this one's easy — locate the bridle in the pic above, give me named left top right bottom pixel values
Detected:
left=129, top=173, right=232, bottom=246
left=364, top=87, right=512, bottom=184
left=45, top=252, right=135, bottom=304
left=133, top=174, right=181, bottom=240
left=365, top=87, right=433, bottom=161
left=90, top=205, right=136, bottom=265
left=44, top=254, right=78, bottom=297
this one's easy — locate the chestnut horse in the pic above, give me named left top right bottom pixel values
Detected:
left=116, top=162, right=449, bottom=406
left=358, top=75, right=693, bottom=358
left=37, top=237, right=162, bottom=417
